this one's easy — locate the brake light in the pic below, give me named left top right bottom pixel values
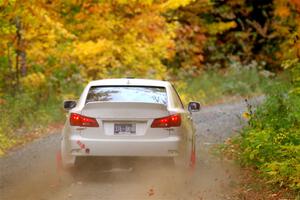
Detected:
left=70, top=113, right=99, bottom=127
left=151, top=114, right=181, bottom=128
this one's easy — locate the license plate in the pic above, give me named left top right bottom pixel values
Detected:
left=114, top=124, right=136, bottom=134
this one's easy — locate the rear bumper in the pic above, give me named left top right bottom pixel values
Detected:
left=67, top=135, right=180, bottom=157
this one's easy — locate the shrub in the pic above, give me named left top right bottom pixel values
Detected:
left=237, top=83, right=300, bottom=191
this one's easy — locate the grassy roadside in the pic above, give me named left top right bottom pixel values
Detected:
left=221, top=80, right=300, bottom=198
left=0, top=80, right=84, bottom=156
left=230, top=167, right=299, bottom=199
left=0, top=67, right=275, bottom=156
left=0, top=94, right=65, bottom=156
left=175, top=66, right=276, bottom=105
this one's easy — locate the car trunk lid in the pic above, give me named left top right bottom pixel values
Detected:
left=79, top=102, right=170, bottom=139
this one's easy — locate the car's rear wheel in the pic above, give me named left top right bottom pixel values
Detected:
left=174, top=136, right=196, bottom=170
left=173, top=139, right=196, bottom=186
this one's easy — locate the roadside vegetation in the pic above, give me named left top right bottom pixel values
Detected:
left=0, top=0, right=300, bottom=196
left=234, top=77, right=300, bottom=190
left=176, top=64, right=275, bottom=105
left=223, top=77, right=300, bottom=193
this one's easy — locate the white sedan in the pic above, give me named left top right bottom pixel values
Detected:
left=61, top=78, right=200, bottom=169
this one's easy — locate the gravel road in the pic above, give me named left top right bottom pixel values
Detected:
left=0, top=98, right=263, bottom=200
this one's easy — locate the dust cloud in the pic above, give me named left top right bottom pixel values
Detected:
left=1, top=99, right=254, bottom=200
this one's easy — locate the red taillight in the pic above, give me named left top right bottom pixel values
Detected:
left=70, top=113, right=99, bottom=127
left=151, top=114, right=181, bottom=128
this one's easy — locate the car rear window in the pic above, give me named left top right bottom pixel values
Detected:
left=86, top=86, right=167, bottom=105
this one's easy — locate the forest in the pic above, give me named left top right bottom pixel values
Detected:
left=0, top=0, right=299, bottom=194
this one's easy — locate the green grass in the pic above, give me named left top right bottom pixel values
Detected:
left=224, top=80, right=300, bottom=192
left=0, top=79, right=84, bottom=155
left=0, top=93, right=64, bottom=154
left=175, top=66, right=276, bottom=105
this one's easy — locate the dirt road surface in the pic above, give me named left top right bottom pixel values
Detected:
left=0, top=98, right=262, bottom=200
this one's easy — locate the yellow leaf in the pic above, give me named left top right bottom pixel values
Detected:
left=242, top=112, right=251, bottom=120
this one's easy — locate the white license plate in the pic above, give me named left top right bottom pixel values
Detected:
left=114, top=124, right=136, bottom=134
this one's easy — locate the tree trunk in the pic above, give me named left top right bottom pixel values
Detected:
left=15, top=16, right=26, bottom=86
left=7, top=43, right=14, bottom=93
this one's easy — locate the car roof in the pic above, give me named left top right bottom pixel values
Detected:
left=88, top=78, right=171, bottom=87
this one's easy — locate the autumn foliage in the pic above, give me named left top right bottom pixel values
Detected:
left=1, top=0, right=300, bottom=91
left=0, top=0, right=195, bottom=93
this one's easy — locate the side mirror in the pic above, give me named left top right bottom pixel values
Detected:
left=188, top=101, right=201, bottom=112
left=63, top=100, right=77, bottom=110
